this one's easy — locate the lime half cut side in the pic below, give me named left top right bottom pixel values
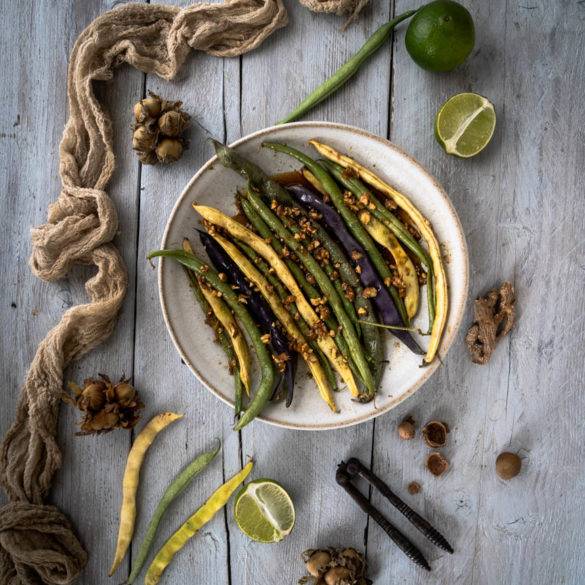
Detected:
left=234, top=479, right=295, bottom=543
left=435, top=93, right=496, bottom=158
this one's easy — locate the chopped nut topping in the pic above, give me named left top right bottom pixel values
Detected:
left=363, top=287, right=378, bottom=299
left=351, top=250, right=363, bottom=261
left=261, top=333, right=271, bottom=344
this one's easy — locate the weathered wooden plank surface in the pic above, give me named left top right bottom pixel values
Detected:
left=0, top=1, right=143, bottom=583
left=1, top=0, right=585, bottom=584
left=368, top=1, right=585, bottom=584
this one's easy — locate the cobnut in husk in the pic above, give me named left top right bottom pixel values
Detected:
left=426, top=452, right=449, bottom=476
left=132, top=125, right=157, bottom=152
left=134, top=94, right=162, bottom=122
left=398, top=416, right=416, bottom=440
left=422, top=420, right=449, bottom=448
left=158, top=110, right=190, bottom=137
left=496, top=452, right=521, bottom=480
left=138, top=150, right=158, bottom=165
left=156, top=138, right=183, bottom=164
left=305, top=550, right=332, bottom=577
left=64, top=375, right=143, bottom=435
left=324, top=567, right=352, bottom=585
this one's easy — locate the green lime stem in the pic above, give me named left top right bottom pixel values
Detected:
left=277, top=9, right=418, bottom=125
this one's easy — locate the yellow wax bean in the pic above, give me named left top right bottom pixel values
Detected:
left=194, top=204, right=359, bottom=399
left=144, top=461, right=254, bottom=585
left=309, top=140, right=448, bottom=364
left=199, top=284, right=252, bottom=395
left=109, top=412, right=183, bottom=576
left=359, top=211, right=420, bottom=320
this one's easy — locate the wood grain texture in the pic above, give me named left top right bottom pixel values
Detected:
left=1, top=0, right=584, bottom=584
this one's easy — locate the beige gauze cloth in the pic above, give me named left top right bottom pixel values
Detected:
left=0, top=0, right=368, bottom=583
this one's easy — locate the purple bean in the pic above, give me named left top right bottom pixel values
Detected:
left=287, top=185, right=422, bottom=355
left=198, top=231, right=297, bottom=404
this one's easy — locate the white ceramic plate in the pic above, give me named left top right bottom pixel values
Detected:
left=158, top=122, right=468, bottom=430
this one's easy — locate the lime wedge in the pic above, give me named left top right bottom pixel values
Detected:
left=234, top=479, right=295, bottom=543
left=435, top=93, right=496, bottom=158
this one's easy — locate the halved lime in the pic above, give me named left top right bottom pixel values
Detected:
left=234, top=479, right=295, bottom=543
left=435, top=93, right=496, bottom=158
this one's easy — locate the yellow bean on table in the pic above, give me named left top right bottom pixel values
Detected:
left=109, top=412, right=183, bottom=576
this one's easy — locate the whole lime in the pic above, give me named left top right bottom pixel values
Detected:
left=405, top=1, right=475, bottom=72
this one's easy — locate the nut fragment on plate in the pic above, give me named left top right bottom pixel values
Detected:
left=426, top=452, right=449, bottom=476
left=407, top=481, right=422, bottom=495
left=422, top=420, right=449, bottom=447
left=466, top=281, right=515, bottom=364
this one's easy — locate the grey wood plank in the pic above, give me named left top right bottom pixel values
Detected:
left=228, top=2, right=392, bottom=584
left=130, top=2, right=239, bottom=583
left=369, top=1, right=585, bottom=584
left=0, top=1, right=143, bottom=584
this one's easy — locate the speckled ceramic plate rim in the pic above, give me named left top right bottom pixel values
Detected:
left=158, top=121, right=469, bottom=431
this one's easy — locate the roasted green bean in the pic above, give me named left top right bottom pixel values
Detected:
left=262, top=142, right=409, bottom=326
left=245, top=188, right=375, bottom=395
left=321, top=158, right=436, bottom=328
left=148, top=250, right=275, bottom=430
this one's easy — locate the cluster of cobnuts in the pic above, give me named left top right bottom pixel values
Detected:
left=300, top=548, right=370, bottom=585
left=132, top=92, right=190, bottom=165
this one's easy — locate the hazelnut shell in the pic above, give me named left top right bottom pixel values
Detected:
left=426, top=452, right=449, bottom=476
left=422, top=420, right=449, bottom=448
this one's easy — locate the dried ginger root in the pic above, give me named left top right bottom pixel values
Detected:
left=465, top=281, right=515, bottom=364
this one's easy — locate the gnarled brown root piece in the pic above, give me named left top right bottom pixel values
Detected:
left=465, top=282, right=515, bottom=364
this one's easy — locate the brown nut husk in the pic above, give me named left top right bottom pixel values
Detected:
left=63, top=374, right=143, bottom=435
left=397, top=416, right=415, bottom=440
left=496, top=452, right=522, bottom=480
left=422, top=420, right=449, bottom=448
left=466, top=281, right=515, bottom=364
left=426, top=452, right=449, bottom=476
left=156, top=138, right=183, bottom=164
left=138, top=150, right=158, bottom=165
left=158, top=110, right=190, bottom=137
left=300, top=548, right=369, bottom=585
left=131, top=92, right=189, bottom=165
left=134, top=95, right=162, bottom=123
left=132, top=125, right=157, bottom=152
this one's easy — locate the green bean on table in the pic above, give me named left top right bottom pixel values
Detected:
left=262, top=142, right=410, bottom=327
left=277, top=10, right=418, bottom=124
left=245, top=187, right=376, bottom=396
left=126, top=442, right=220, bottom=583
left=147, top=249, right=275, bottom=431
left=144, top=461, right=253, bottom=585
